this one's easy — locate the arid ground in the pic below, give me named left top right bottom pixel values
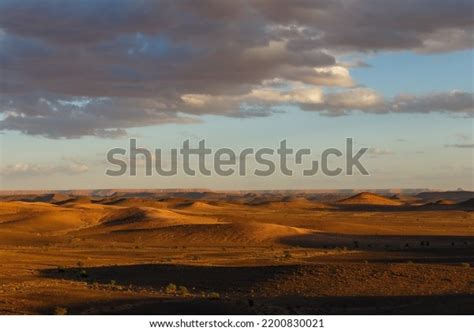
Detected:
left=0, top=190, right=473, bottom=314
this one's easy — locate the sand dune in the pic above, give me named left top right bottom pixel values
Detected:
left=433, top=199, right=457, bottom=205
left=56, top=196, right=96, bottom=206
left=0, top=202, right=106, bottom=234
left=104, top=197, right=177, bottom=209
left=68, top=206, right=220, bottom=238
left=252, top=197, right=329, bottom=210
left=88, top=222, right=312, bottom=245
left=173, top=201, right=225, bottom=210
left=337, top=192, right=403, bottom=206
left=416, top=191, right=474, bottom=203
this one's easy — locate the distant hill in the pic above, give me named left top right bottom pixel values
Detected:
left=337, top=192, right=403, bottom=206
left=416, top=191, right=474, bottom=203
left=432, top=199, right=457, bottom=205
left=457, top=198, right=474, bottom=208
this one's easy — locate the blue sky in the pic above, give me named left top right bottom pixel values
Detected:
left=351, top=50, right=473, bottom=96
left=0, top=1, right=472, bottom=190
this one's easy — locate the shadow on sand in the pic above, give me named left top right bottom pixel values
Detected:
left=39, top=263, right=474, bottom=314
left=279, top=232, right=474, bottom=256
left=324, top=204, right=474, bottom=212
left=40, top=264, right=300, bottom=293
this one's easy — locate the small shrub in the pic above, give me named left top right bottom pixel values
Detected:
left=79, top=269, right=88, bottom=278
left=165, top=283, right=177, bottom=294
left=56, top=266, right=66, bottom=273
left=208, top=292, right=220, bottom=300
left=110, top=280, right=117, bottom=286
left=461, top=263, right=471, bottom=268
left=54, top=307, right=68, bottom=315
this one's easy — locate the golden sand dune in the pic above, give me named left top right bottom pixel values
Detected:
left=70, top=206, right=219, bottom=237
left=0, top=202, right=107, bottom=234
left=337, top=192, right=403, bottom=206
left=86, top=222, right=312, bottom=245
left=173, top=201, right=225, bottom=210
left=56, top=196, right=96, bottom=206
left=104, top=197, right=180, bottom=209
left=253, top=197, right=329, bottom=209
left=433, top=199, right=457, bottom=205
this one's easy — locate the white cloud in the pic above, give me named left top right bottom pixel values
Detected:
left=0, top=161, right=89, bottom=177
left=367, top=148, right=395, bottom=157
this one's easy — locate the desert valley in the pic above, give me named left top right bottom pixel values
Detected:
left=0, top=189, right=472, bottom=314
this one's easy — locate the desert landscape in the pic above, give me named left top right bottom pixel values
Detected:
left=0, top=189, right=472, bottom=315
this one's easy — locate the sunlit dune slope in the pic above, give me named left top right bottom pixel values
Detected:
left=83, top=222, right=312, bottom=246
left=337, top=192, right=403, bottom=206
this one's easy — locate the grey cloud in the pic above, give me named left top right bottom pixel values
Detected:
left=389, top=91, right=473, bottom=114
left=444, top=144, right=474, bottom=149
left=0, top=96, right=199, bottom=139
left=1, top=1, right=471, bottom=50
left=0, top=0, right=472, bottom=138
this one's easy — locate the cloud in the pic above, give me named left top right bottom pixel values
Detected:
left=183, top=88, right=473, bottom=118
left=453, top=133, right=472, bottom=142
left=367, top=148, right=394, bottom=157
left=0, top=97, right=199, bottom=139
left=299, top=89, right=473, bottom=116
left=443, top=133, right=473, bottom=149
left=0, top=0, right=472, bottom=138
left=389, top=91, right=473, bottom=114
left=444, top=144, right=474, bottom=149
left=0, top=161, right=89, bottom=177
left=1, top=0, right=470, bottom=52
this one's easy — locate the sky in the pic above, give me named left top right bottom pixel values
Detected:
left=0, top=0, right=472, bottom=191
